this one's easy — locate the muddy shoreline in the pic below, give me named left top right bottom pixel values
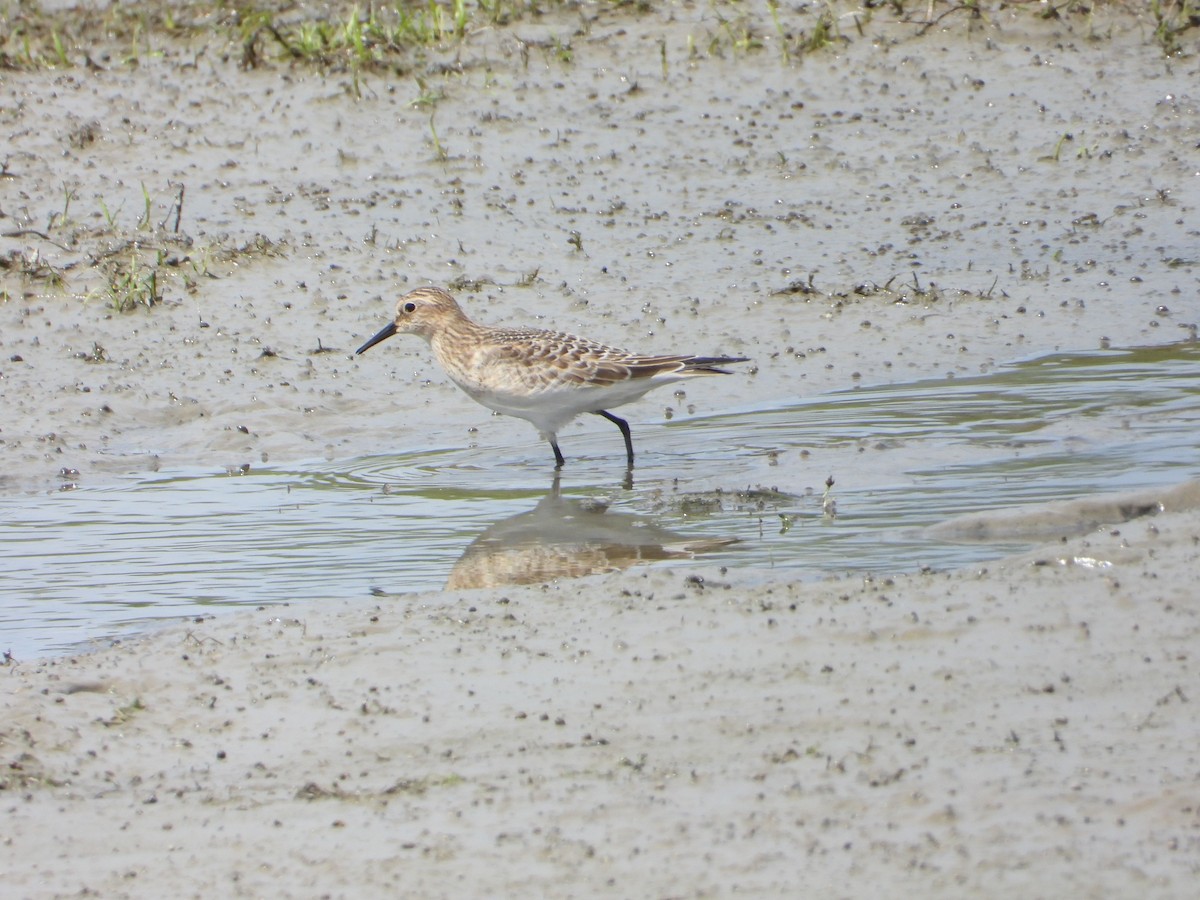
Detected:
left=2, top=3, right=1199, bottom=896
left=2, top=3, right=1196, bottom=496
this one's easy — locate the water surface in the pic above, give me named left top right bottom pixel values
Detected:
left=2, top=342, right=1197, bottom=659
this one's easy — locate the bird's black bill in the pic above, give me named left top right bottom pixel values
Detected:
left=356, top=322, right=398, bottom=355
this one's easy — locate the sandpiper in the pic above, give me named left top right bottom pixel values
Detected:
left=356, top=286, right=748, bottom=468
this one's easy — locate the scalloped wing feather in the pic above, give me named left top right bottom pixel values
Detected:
left=480, top=330, right=734, bottom=392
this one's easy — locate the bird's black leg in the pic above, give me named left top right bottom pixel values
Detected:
left=593, top=410, right=634, bottom=468
left=549, top=437, right=566, bottom=469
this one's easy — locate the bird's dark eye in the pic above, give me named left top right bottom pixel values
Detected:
left=403, top=302, right=417, bottom=313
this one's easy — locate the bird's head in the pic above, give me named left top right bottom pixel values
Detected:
left=356, top=286, right=462, bottom=353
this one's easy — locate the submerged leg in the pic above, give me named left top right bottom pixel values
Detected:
left=549, top=437, right=565, bottom=469
left=593, top=410, right=634, bottom=468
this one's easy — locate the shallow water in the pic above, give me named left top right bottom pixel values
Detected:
left=2, top=342, right=1197, bottom=659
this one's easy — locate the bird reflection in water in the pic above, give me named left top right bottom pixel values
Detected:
left=445, top=474, right=738, bottom=590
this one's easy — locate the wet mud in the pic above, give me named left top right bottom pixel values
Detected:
left=1, top=2, right=1199, bottom=896
left=2, top=2, right=1196, bottom=494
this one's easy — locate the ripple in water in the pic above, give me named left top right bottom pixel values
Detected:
left=1, top=342, right=1197, bottom=659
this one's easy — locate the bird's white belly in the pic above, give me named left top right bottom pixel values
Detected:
left=452, top=374, right=666, bottom=435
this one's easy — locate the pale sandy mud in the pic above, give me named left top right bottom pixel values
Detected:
left=1, top=2, right=1196, bottom=493
left=2, top=2, right=1199, bottom=896
left=3, top=505, right=1199, bottom=896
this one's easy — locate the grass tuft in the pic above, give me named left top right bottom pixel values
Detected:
left=103, top=253, right=163, bottom=313
left=2, top=2, right=1195, bottom=73
left=1150, top=0, right=1200, bottom=54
